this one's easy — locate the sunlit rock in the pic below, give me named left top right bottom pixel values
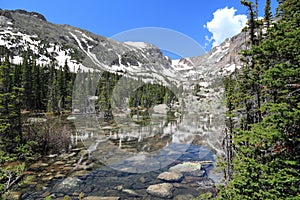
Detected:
left=157, top=171, right=184, bottom=182
left=169, top=161, right=202, bottom=173
left=146, top=183, right=174, bottom=198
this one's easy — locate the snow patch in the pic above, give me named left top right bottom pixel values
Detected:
left=124, top=41, right=149, bottom=49
left=82, top=33, right=96, bottom=43
left=225, top=64, right=236, bottom=72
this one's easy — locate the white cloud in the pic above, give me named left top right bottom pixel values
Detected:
left=205, top=7, right=247, bottom=47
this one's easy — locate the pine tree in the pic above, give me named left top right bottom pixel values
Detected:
left=47, top=63, right=59, bottom=113
left=32, top=63, right=42, bottom=110
left=22, top=52, right=33, bottom=111
left=241, top=0, right=256, bottom=45
left=264, top=0, right=272, bottom=27
left=57, top=66, right=65, bottom=110
left=223, top=74, right=237, bottom=184
left=63, top=60, right=72, bottom=110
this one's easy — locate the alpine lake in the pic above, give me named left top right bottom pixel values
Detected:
left=15, top=105, right=224, bottom=200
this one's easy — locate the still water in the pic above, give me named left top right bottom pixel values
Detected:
left=22, top=109, right=224, bottom=199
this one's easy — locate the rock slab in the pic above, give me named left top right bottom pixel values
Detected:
left=169, top=162, right=201, bottom=173
left=157, top=171, right=183, bottom=182
left=146, top=183, right=173, bottom=198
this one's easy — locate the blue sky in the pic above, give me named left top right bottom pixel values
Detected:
left=2, top=0, right=278, bottom=56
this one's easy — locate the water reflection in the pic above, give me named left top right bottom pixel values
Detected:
left=71, top=109, right=198, bottom=173
left=21, top=107, right=225, bottom=199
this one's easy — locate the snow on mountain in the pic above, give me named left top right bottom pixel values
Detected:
left=0, top=9, right=183, bottom=87
left=172, top=58, right=194, bottom=71
left=124, top=41, right=151, bottom=49
left=171, top=32, right=246, bottom=82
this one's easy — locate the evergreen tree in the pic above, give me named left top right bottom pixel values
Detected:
left=63, top=60, right=72, bottom=110
left=32, top=63, right=42, bottom=110
left=241, top=0, right=256, bottom=45
left=57, top=66, right=65, bottom=110
left=264, top=0, right=272, bottom=27
left=218, top=0, right=300, bottom=199
left=22, top=52, right=33, bottom=110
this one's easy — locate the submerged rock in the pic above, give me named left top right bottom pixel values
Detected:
left=157, top=171, right=184, bottom=182
left=55, top=177, right=81, bottom=191
left=83, top=197, right=120, bottom=200
left=115, top=185, right=123, bottom=191
left=70, top=170, right=89, bottom=177
left=122, top=189, right=140, bottom=197
left=146, top=183, right=173, bottom=198
left=139, top=176, right=146, bottom=183
left=53, top=161, right=65, bottom=165
left=196, top=178, right=215, bottom=190
left=174, top=194, right=194, bottom=200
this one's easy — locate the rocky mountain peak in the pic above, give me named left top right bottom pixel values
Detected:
left=12, top=9, right=47, bottom=21
left=0, top=9, right=47, bottom=23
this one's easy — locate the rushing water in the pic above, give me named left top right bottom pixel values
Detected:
left=21, top=108, right=224, bottom=199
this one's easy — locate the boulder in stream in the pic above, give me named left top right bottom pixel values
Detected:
left=174, top=194, right=194, bottom=200
left=146, top=183, right=173, bottom=198
left=55, top=177, right=81, bottom=191
left=169, top=161, right=202, bottom=173
left=157, top=171, right=184, bottom=182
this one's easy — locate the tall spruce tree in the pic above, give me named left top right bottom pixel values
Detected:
left=264, top=0, right=272, bottom=27
left=22, top=52, right=33, bottom=110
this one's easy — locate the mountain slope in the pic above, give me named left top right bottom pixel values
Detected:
left=0, top=9, right=178, bottom=86
left=0, top=9, right=247, bottom=86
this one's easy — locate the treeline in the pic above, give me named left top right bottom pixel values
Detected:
left=218, top=0, right=300, bottom=199
left=128, top=83, right=176, bottom=108
left=76, top=70, right=177, bottom=114
left=0, top=47, right=75, bottom=113
left=0, top=48, right=75, bottom=152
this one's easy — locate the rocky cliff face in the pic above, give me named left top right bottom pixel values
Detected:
left=172, top=32, right=247, bottom=80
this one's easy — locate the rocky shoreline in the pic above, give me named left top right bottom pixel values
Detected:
left=8, top=143, right=219, bottom=200
left=10, top=143, right=220, bottom=200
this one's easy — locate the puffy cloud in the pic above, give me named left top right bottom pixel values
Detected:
left=205, top=7, right=247, bottom=47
